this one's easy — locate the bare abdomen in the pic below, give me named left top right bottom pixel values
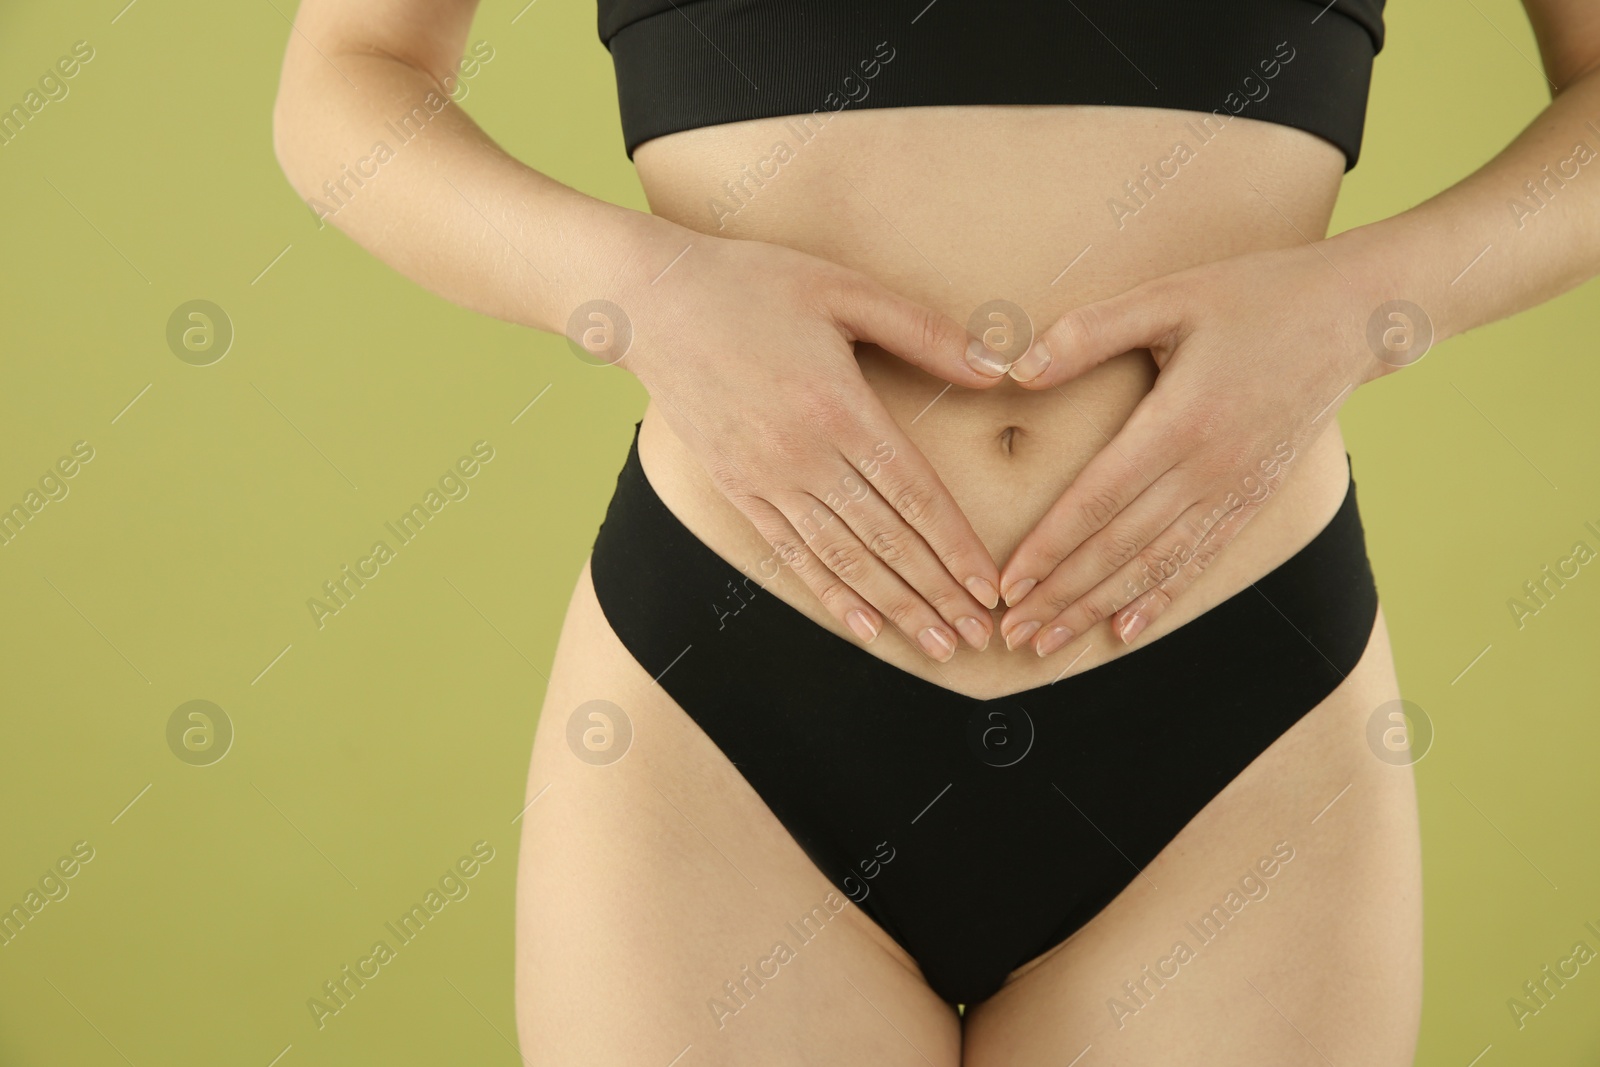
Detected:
left=628, top=103, right=1357, bottom=697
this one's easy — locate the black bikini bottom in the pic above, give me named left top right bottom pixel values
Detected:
left=590, top=426, right=1379, bottom=1006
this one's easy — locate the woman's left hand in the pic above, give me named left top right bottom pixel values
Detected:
left=995, top=241, right=1406, bottom=656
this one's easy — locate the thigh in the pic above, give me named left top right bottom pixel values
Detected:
left=514, top=562, right=961, bottom=1066
left=963, top=609, right=1422, bottom=1066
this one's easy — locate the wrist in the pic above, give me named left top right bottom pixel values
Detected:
left=540, top=201, right=704, bottom=377
left=1321, top=216, right=1453, bottom=383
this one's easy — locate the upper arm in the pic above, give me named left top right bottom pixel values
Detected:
left=283, top=0, right=482, bottom=89
left=1521, top=0, right=1600, bottom=89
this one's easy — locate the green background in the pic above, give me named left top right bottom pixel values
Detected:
left=1, top=0, right=1596, bottom=1063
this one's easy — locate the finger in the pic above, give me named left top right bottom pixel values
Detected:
left=998, top=420, right=1176, bottom=607
left=998, top=473, right=1190, bottom=650
left=848, top=419, right=1003, bottom=612
left=1031, top=498, right=1256, bottom=657
left=740, top=496, right=887, bottom=649
left=828, top=276, right=1010, bottom=388
left=778, top=491, right=962, bottom=662
left=820, top=477, right=994, bottom=651
left=1107, top=493, right=1263, bottom=645
left=1008, top=280, right=1182, bottom=388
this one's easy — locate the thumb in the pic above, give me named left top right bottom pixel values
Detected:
left=831, top=279, right=1009, bottom=389
left=1010, top=283, right=1182, bottom=389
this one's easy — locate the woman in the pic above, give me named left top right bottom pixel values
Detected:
left=273, top=0, right=1600, bottom=1061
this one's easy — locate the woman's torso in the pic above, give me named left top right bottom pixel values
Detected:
left=629, top=103, right=1355, bottom=698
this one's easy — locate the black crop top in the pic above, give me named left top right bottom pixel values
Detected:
left=599, top=0, right=1385, bottom=171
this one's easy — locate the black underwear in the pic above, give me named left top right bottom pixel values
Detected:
left=590, top=427, right=1379, bottom=1006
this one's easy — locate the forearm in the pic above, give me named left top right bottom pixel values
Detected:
left=1330, top=63, right=1600, bottom=359
left=271, top=44, right=684, bottom=339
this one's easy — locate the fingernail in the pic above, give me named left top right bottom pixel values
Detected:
left=955, top=616, right=989, bottom=651
left=1118, top=612, right=1148, bottom=644
left=1002, top=577, right=1036, bottom=607
left=966, top=337, right=1011, bottom=377
left=919, top=626, right=956, bottom=662
left=846, top=610, right=879, bottom=643
left=965, top=576, right=1000, bottom=609
left=1035, top=625, right=1074, bottom=657
left=1009, top=339, right=1052, bottom=383
left=1003, top=619, right=1041, bottom=652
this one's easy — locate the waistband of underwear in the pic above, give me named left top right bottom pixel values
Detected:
left=589, top=423, right=1379, bottom=702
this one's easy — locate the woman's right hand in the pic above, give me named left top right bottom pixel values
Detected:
left=579, top=224, right=1009, bottom=661
left=274, top=0, right=1003, bottom=660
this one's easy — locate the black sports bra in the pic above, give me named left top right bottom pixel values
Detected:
left=598, top=0, right=1385, bottom=171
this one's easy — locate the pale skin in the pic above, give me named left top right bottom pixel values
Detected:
left=997, top=0, right=1600, bottom=653
left=272, top=0, right=1600, bottom=1062
left=271, top=1, right=1012, bottom=664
